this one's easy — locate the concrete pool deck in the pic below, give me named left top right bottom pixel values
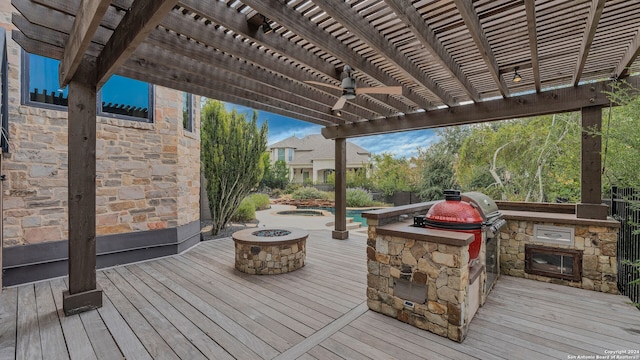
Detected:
left=255, top=204, right=368, bottom=236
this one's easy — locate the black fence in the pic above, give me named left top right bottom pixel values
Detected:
left=609, top=187, right=640, bottom=306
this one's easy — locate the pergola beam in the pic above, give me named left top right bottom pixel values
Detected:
left=322, top=77, right=640, bottom=139
left=572, top=0, right=606, bottom=86
left=118, top=66, right=334, bottom=126
left=157, top=13, right=381, bottom=120
left=131, top=43, right=344, bottom=124
left=177, top=0, right=404, bottom=116
left=454, top=0, right=510, bottom=98
left=383, top=0, right=480, bottom=102
left=240, top=0, right=432, bottom=111
left=57, top=0, right=110, bottom=87
left=13, top=28, right=339, bottom=128
left=314, top=0, right=455, bottom=106
left=524, top=0, right=541, bottom=92
left=96, top=0, right=177, bottom=88
left=614, top=28, right=640, bottom=79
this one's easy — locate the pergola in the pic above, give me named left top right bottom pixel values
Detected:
left=9, top=0, right=640, bottom=315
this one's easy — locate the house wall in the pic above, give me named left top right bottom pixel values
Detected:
left=0, top=10, right=201, bottom=284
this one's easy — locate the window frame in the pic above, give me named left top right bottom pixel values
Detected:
left=277, top=148, right=285, bottom=161
left=1, top=28, right=8, bottom=153
left=21, top=50, right=154, bottom=123
left=182, top=92, right=194, bottom=132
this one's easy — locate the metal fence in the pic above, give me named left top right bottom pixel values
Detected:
left=609, top=187, right=640, bottom=305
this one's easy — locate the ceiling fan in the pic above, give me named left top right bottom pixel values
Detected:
left=305, top=65, right=402, bottom=112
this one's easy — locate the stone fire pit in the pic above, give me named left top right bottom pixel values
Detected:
left=232, top=227, right=308, bottom=275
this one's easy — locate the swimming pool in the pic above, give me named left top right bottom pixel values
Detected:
left=299, top=207, right=377, bottom=226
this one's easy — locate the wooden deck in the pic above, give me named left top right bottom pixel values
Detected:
left=1, top=229, right=639, bottom=359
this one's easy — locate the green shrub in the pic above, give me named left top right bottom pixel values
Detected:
left=346, top=187, right=373, bottom=207
left=291, top=186, right=330, bottom=200
left=284, top=183, right=302, bottom=194
left=231, top=197, right=256, bottom=222
left=271, top=188, right=282, bottom=198
left=248, top=193, right=271, bottom=211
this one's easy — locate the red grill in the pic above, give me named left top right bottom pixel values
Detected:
left=418, top=190, right=506, bottom=263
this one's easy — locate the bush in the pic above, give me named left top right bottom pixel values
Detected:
left=346, top=187, right=374, bottom=207
left=271, top=188, right=282, bottom=198
left=291, top=186, right=331, bottom=200
left=248, top=193, right=271, bottom=211
left=284, top=183, right=302, bottom=194
left=231, top=197, right=256, bottom=222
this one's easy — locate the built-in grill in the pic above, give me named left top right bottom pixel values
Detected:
left=415, top=190, right=506, bottom=293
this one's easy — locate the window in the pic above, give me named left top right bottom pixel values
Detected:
left=99, top=75, right=152, bottom=121
left=22, top=51, right=153, bottom=122
left=182, top=92, right=193, bottom=132
left=1, top=28, right=8, bottom=153
left=277, top=148, right=285, bottom=161
left=288, top=148, right=293, bottom=162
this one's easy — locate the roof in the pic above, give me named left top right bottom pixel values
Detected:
left=269, top=134, right=370, bottom=164
left=10, top=0, right=640, bottom=139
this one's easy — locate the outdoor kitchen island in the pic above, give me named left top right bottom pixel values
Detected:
left=362, top=192, right=505, bottom=343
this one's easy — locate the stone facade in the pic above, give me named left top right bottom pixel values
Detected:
left=500, top=219, right=619, bottom=293
left=366, top=219, right=472, bottom=342
left=1, top=9, right=201, bottom=247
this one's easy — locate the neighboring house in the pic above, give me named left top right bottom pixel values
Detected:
left=0, top=6, right=201, bottom=286
left=268, top=134, right=370, bottom=184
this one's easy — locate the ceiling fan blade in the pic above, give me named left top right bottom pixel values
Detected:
left=332, top=96, right=347, bottom=111
left=304, top=81, right=342, bottom=91
left=355, top=86, right=403, bottom=95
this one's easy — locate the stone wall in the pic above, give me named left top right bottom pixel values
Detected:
left=500, top=219, right=619, bottom=293
left=366, top=220, right=472, bottom=342
left=1, top=16, right=201, bottom=247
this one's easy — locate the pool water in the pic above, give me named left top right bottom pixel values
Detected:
left=300, top=207, right=374, bottom=226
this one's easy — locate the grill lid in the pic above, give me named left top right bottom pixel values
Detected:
left=424, top=190, right=483, bottom=230
left=461, top=191, right=500, bottom=222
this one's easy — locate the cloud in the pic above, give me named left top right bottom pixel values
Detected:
left=222, top=101, right=439, bottom=158
left=351, top=130, right=439, bottom=158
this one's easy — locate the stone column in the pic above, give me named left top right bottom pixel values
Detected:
left=332, top=137, right=348, bottom=239
left=576, top=106, right=608, bottom=219
left=63, top=59, right=102, bottom=315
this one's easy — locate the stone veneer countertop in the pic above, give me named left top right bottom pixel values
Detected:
left=375, top=222, right=475, bottom=246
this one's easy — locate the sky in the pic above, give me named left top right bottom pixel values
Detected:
left=224, top=103, right=439, bottom=159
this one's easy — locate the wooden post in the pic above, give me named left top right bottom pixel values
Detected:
left=63, top=59, right=102, bottom=315
left=332, top=137, right=349, bottom=240
left=576, top=106, right=608, bottom=220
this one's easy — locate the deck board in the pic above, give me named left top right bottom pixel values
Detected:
left=0, top=287, right=17, bottom=360
left=1, top=230, right=639, bottom=359
left=16, top=286, right=41, bottom=360
left=34, top=282, right=69, bottom=360
left=49, top=279, right=98, bottom=360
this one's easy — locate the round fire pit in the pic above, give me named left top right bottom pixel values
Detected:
left=232, top=227, right=308, bottom=275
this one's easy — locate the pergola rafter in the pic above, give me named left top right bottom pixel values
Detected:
left=524, top=0, right=541, bottom=92
left=572, top=0, right=606, bottom=86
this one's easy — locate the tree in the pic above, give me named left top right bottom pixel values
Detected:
left=272, top=160, right=290, bottom=189
left=455, top=115, right=581, bottom=202
left=369, top=153, right=414, bottom=196
left=260, top=157, right=289, bottom=190
left=201, top=100, right=268, bottom=235
left=602, top=81, right=640, bottom=189
left=418, top=126, right=470, bottom=201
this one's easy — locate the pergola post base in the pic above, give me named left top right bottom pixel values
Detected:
left=576, top=203, right=609, bottom=220
left=63, top=286, right=103, bottom=316
left=332, top=230, right=349, bottom=240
